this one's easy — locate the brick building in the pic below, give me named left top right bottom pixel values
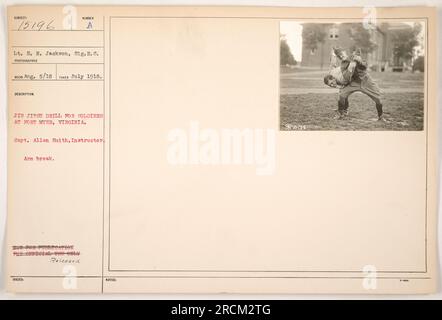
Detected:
left=301, top=22, right=417, bottom=71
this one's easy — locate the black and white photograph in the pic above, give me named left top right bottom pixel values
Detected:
left=280, top=20, right=426, bottom=131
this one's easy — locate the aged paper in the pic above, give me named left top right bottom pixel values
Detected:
left=6, top=6, right=438, bottom=293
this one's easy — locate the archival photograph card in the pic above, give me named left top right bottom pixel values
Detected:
left=5, top=5, right=438, bottom=294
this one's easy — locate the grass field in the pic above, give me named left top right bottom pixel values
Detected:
left=280, top=67, right=425, bottom=131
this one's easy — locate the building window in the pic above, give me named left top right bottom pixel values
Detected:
left=329, top=26, right=339, bottom=39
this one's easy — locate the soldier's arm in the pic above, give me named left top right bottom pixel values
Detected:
left=352, top=55, right=368, bottom=69
left=341, top=61, right=357, bottom=83
left=329, top=49, right=339, bottom=71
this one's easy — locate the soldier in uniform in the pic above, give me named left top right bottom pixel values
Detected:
left=324, top=47, right=385, bottom=121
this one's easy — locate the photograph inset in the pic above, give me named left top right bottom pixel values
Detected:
left=280, top=21, right=425, bottom=131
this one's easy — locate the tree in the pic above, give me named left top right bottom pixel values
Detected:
left=390, top=23, right=422, bottom=62
left=348, top=24, right=377, bottom=55
left=302, top=24, right=327, bottom=68
left=280, top=37, right=296, bottom=65
left=412, top=56, right=424, bottom=72
left=302, top=24, right=326, bottom=52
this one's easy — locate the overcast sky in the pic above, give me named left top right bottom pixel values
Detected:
left=280, top=21, right=303, bottom=62
left=280, top=21, right=426, bottom=64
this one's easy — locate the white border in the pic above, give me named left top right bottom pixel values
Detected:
left=0, top=0, right=441, bottom=300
